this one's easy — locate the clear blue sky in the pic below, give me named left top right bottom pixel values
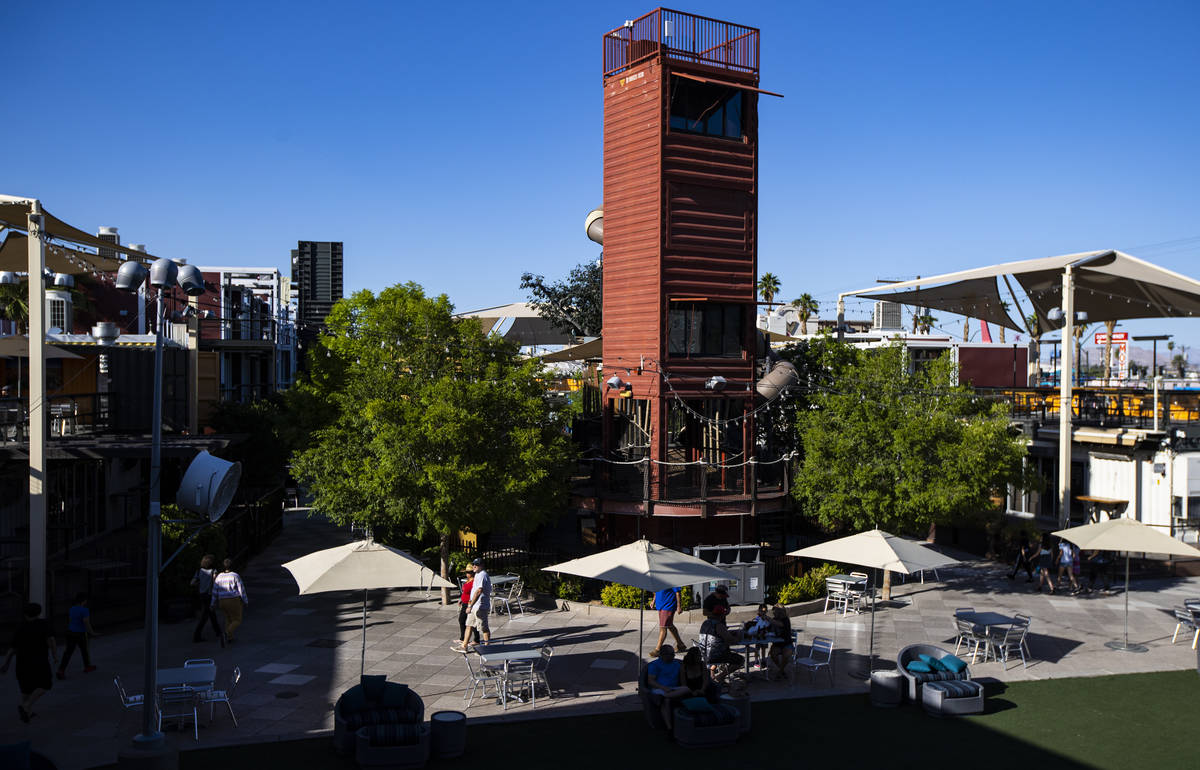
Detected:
left=5, top=1, right=1199, bottom=352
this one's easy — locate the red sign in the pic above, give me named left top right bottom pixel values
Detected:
left=1094, top=332, right=1128, bottom=344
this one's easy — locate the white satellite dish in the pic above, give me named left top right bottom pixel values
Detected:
left=176, top=451, right=242, bottom=523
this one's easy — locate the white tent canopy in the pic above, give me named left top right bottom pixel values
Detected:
left=454, top=301, right=573, bottom=346
left=843, top=249, right=1200, bottom=334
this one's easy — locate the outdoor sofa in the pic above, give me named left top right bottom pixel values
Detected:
left=896, top=643, right=972, bottom=702
left=334, top=675, right=427, bottom=758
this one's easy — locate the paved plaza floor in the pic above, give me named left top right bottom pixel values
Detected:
left=4, top=511, right=1197, bottom=769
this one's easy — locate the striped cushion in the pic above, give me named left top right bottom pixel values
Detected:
left=367, top=723, right=422, bottom=747
left=925, top=680, right=980, bottom=698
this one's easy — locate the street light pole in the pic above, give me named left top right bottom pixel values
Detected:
left=137, top=288, right=166, bottom=744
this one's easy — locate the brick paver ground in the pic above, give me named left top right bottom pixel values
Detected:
left=4, top=511, right=1197, bottom=768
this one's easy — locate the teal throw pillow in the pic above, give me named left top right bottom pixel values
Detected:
left=940, top=653, right=968, bottom=674
left=905, top=660, right=932, bottom=673
left=681, top=696, right=715, bottom=713
left=919, top=654, right=948, bottom=672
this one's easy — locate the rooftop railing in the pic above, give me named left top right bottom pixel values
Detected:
left=603, top=8, right=759, bottom=78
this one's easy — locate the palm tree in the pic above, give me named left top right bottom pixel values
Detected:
left=0, top=280, right=30, bottom=333
left=962, top=316, right=970, bottom=341
left=789, top=293, right=819, bottom=335
left=757, top=273, right=781, bottom=309
left=1025, top=313, right=1044, bottom=385
left=1173, top=354, right=1187, bottom=378
left=915, top=313, right=937, bottom=334
left=1102, top=319, right=1117, bottom=382
left=1073, top=323, right=1095, bottom=386
left=997, top=302, right=1009, bottom=344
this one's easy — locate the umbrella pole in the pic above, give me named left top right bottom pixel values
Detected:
left=639, top=591, right=645, bottom=663
left=1105, top=552, right=1147, bottom=653
left=361, top=588, right=367, bottom=678
left=868, top=571, right=877, bottom=674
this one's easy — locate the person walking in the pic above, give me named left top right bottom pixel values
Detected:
left=457, top=563, right=477, bottom=646
left=649, top=585, right=686, bottom=658
left=1, top=603, right=58, bottom=723
left=191, top=554, right=223, bottom=645
left=1056, top=538, right=1080, bottom=593
left=1008, top=536, right=1034, bottom=582
left=1035, top=538, right=1056, bottom=594
left=455, top=558, right=491, bottom=651
left=56, top=593, right=99, bottom=679
left=212, top=559, right=248, bottom=644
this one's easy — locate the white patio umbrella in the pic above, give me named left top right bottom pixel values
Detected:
left=790, top=529, right=961, bottom=677
left=282, top=539, right=455, bottom=675
left=543, top=539, right=735, bottom=661
left=1054, top=517, right=1200, bottom=652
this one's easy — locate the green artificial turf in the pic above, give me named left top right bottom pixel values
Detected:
left=170, top=670, right=1198, bottom=770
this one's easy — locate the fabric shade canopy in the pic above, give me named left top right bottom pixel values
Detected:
left=539, top=337, right=602, bottom=362
left=0, top=336, right=82, bottom=359
left=544, top=539, right=735, bottom=661
left=454, top=301, right=573, bottom=346
left=0, top=195, right=163, bottom=268
left=282, top=538, right=454, bottom=675
left=0, top=232, right=122, bottom=275
left=845, top=250, right=1200, bottom=334
left=1053, top=518, right=1200, bottom=652
left=788, top=529, right=960, bottom=575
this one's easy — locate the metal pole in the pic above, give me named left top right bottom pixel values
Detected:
left=1057, top=267, right=1075, bottom=529
left=136, top=292, right=166, bottom=743
left=362, top=588, right=367, bottom=678
left=26, top=202, right=47, bottom=612
left=1123, top=554, right=1130, bottom=647
left=639, top=590, right=645, bottom=662
left=836, top=295, right=846, bottom=341
left=1153, top=376, right=1161, bottom=432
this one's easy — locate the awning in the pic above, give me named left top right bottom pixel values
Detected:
left=539, top=337, right=602, bottom=362
left=671, top=70, right=784, bottom=97
left=0, top=232, right=122, bottom=275
left=845, top=250, right=1200, bottom=333
left=454, top=301, right=573, bottom=346
left=0, top=195, right=163, bottom=266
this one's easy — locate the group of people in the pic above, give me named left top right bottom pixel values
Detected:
left=191, top=554, right=250, bottom=645
left=1008, top=536, right=1113, bottom=594
left=1, top=597, right=96, bottom=723
left=453, top=558, right=492, bottom=651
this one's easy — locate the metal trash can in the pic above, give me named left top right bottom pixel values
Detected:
left=430, top=710, right=466, bottom=759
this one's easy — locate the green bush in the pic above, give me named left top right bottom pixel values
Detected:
left=557, top=578, right=583, bottom=602
left=600, top=582, right=649, bottom=609
left=775, top=562, right=841, bottom=605
left=679, top=587, right=693, bottom=611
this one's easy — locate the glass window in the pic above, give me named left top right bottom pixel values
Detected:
left=667, top=302, right=746, bottom=358
left=669, top=78, right=744, bottom=140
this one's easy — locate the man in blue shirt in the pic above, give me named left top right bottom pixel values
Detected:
left=57, top=593, right=99, bottom=679
left=650, top=586, right=686, bottom=658
left=645, top=645, right=690, bottom=730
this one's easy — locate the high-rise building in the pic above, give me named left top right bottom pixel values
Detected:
left=290, top=241, right=343, bottom=329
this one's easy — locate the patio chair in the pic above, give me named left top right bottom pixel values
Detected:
left=458, top=650, right=502, bottom=708
left=787, top=628, right=806, bottom=682
left=184, top=658, right=215, bottom=668
left=158, top=686, right=200, bottom=741
left=114, top=675, right=144, bottom=713
left=1172, top=606, right=1199, bottom=650
left=504, top=659, right=539, bottom=709
left=199, top=666, right=241, bottom=725
left=531, top=645, right=553, bottom=697
left=823, top=578, right=849, bottom=615
left=988, top=622, right=1030, bottom=669
left=793, top=636, right=834, bottom=685
left=495, top=578, right=525, bottom=619
left=953, top=618, right=988, bottom=662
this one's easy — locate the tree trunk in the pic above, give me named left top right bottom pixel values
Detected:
left=963, top=317, right=970, bottom=341
left=439, top=532, right=452, bottom=605
left=1103, top=320, right=1116, bottom=382
left=881, top=568, right=892, bottom=601
left=998, top=326, right=1006, bottom=344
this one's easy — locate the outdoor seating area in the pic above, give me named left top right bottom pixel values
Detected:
left=112, top=658, right=241, bottom=743
left=953, top=608, right=1033, bottom=669
left=1171, top=599, right=1200, bottom=649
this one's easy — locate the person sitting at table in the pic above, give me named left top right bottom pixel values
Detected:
left=702, top=584, right=731, bottom=619
left=646, top=645, right=690, bottom=729
left=743, top=603, right=771, bottom=670
left=699, top=614, right=743, bottom=685
left=681, top=646, right=720, bottom=702
left=766, top=605, right=794, bottom=680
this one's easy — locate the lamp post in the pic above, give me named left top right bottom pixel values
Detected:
left=113, top=257, right=205, bottom=746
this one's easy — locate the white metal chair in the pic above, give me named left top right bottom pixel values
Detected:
left=1172, top=607, right=1199, bottom=650
left=988, top=622, right=1030, bottom=669
left=200, top=666, right=241, bottom=725
left=793, top=635, right=834, bottom=685
left=158, top=686, right=200, bottom=741
left=504, top=659, right=538, bottom=709
left=114, top=676, right=144, bottom=712
left=496, top=578, right=525, bottom=619
left=823, top=578, right=849, bottom=614
left=787, top=628, right=806, bottom=682
left=184, top=658, right=215, bottom=668
left=530, top=645, right=553, bottom=697
left=458, top=649, right=502, bottom=708
left=954, top=617, right=989, bottom=662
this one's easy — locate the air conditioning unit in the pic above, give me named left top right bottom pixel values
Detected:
left=873, top=301, right=903, bottom=331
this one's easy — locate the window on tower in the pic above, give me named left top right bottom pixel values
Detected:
left=668, top=302, right=745, bottom=358
left=669, top=78, right=744, bottom=140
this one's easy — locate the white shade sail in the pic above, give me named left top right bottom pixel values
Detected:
left=282, top=539, right=454, bottom=595
left=543, top=539, right=734, bottom=593
left=789, top=529, right=961, bottom=574
left=1053, top=518, right=1200, bottom=558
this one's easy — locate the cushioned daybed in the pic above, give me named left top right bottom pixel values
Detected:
left=334, top=675, right=427, bottom=758
left=896, top=643, right=972, bottom=702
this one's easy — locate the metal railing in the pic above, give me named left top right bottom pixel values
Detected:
left=986, top=386, right=1200, bottom=428
left=579, top=455, right=792, bottom=505
left=603, top=8, right=759, bottom=77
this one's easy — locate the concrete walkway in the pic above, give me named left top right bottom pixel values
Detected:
left=4, top=511, right=1197, bottom=769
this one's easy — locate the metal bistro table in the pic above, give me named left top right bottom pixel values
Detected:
left=829, top=574, right=868, bottom=615
left=954, top=610, right=1016, bottom=633
left=158, top=663, right=217, bottom=690
left=476, top=643, right=546, bottom=710
left=735, top=635, right=789, bottom=677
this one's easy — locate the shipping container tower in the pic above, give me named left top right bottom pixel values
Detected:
left=595, top=9, right=785, bottom=546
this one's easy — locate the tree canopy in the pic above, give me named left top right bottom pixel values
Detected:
left=792, top=342, right=1030, bottom=534
left=520, top=260, right=601, bottom=337
left=291, top=283, right=575, bottom=585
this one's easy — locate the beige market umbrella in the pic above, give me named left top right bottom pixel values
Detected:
left=790, top=529, right=961, bottom=676
left=1054, top=518, right=1200, bottom=652
left=543, top=539, right=735, bottom=660
left=0, top=336, right=82, bottom=398
left=282, top=539, right=455, bottom=675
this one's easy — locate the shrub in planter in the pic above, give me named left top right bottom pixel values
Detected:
left=775, top=562, right=841, bottom=604
left=600, top=582, right=650, bottom=609
left=557, top=578, right=583, bottom=602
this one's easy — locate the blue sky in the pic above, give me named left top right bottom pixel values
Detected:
left=5, top=1, right=1199, bottom=352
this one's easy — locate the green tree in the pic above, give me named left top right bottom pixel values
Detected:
left=793, top=342, right=1030, bottom=554
left=757, top=273, right=781, bottom=309
left=520, top=260, right=601, bottom=337
left=291, top=283, right=575, bottom=602
left=914, top=313, right=937, bottom=334
left=789, top=293, right=819, bottom=335
left=0, top=280, right=30, bottom=331
left=1025, top=313, right=1044, bottom=384
left=1173, top=353, right=1187, bottom=378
